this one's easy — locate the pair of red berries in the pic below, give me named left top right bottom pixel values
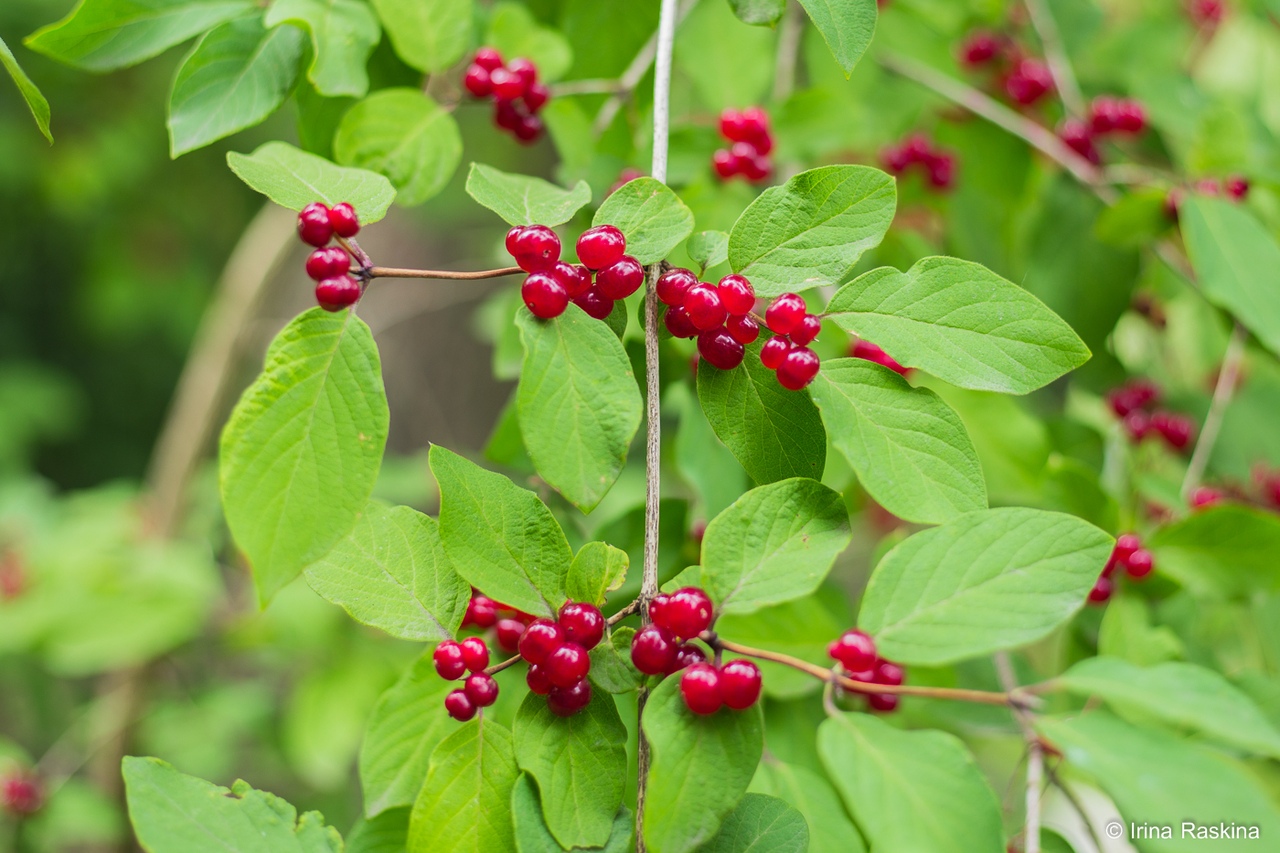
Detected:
left=630, top=587, right=715, bottom=676
left=1164, top=176, right=1249, bottom=220
left=679, top=660, right=763, bottom=715
left=1058, top=97, right=1146, bottom=165
left=1, top=773, right=42, bottom=817
left=659, top=269, right=759, bottom=369
left=434, top=637, right=498, bottom=721
left=513, top=224, right=642, bottom=320
left=298, top=201, right=362, bottom=311
left=518, top=601, right=606, bottom=717
left=849, top=339, right=911, bottom=376
left=956, top=30, right=1055, bottom=108
left=827, top=629, right=904, bottom=712
left=1089, top=534, right=1155, bottom=603
left=881, top=134, right=956, bottom=191
left=463, top=48, right=549, bottom=144
left=712, top=107, right=773, bottom=183
left=760, top=293, right=823, bottom=390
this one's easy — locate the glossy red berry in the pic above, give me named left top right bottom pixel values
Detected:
left=680, top=663, right=724, bottom=715
left=519, top=618, right=564, bottom=665
left=510, top=224, right=561, bottom=272
left=548, top=679, right=593, bottom=717
left=315, top=276, right=360, bottom=312
left=760, top=335, right=793, bottom=370
left=433, top=641, right=467, bottom=680
left=1151, top=411, right=1194, bottom=450
left=790, top=314, right=821, bottom=346
left=329, top=202, right=360, bottom=238
left=522, top=273, right=569, bottom=319
left=464, top=65, right=492, bottom=97
left=507, top=57, right=537, bottom=87
left=662, top=587, right=714, bottom=640
left=465, top=595, right=499, bottom=628
left=1125, top=548, right=1154, bottom=579
left=298, top=202, right=333, bottom=247
left=496, top=618, right=526, bottom=653
left=924, top=152, right=956, bottom=189
left=1059, top=119, right=1100, bottom=164
left=648, top=593, right=671, bottom=625
left=717, top=275, right=755, bottom=316
left=960, top=31, right=1001, bottom=66
left=1225, top=176, right=1250, bottom=199
left=737, top=150, right=771, bottom=183
left=558, top=601, right=605, bottom=650
left=495, top=99, right=523, bottom=131
left=596, top=256, right=645, bottom=299
left=0, top=776, right=42, bottom=816
left=576, top=225, right=627, bottom=270
left=306, top=246, right=350, bottom=281
left=1114, top=533, right=1141, bottom=561
left=685, top=284, right=727, bottom=332
left=631, top=624, right=678, bottom=674
left=459, top=637, right=489, bottom=672
left=1088, top=575, right=1114, bottom=604
left=1004, top=59, right=1053, bottom=106
left=573, top=287, right=615, bottom=320
left=719, top=659, right=762, bottom=710
left=527, top=664, right=552, bottom=695
left=713, top=149, right=738, bottom=179
left=657, top=268, right=698, bottom=306
left=740, top=107, right=770, bottom=141
left=875, top=660, right=904, bottom=687
left=719, top=109, right=750, bottom=142
left=765, top=293, right=807, bottom=335
left=666, top=643, right=707, bottom=674
left=490, top=67, right=525, bottom=100
left=464, top=673, right=499, bottom=707
left=726, top=314, right=760, bottom=345
left=1114, top=100, right=1147, bottom=134
left=544, top=642, right=590, bottom=688
left=868, top=693, right=900, bottom=712
left=524, top=82, right=550, bottom=112
left=552, top=261, right=592, bottom=298
left=445, top=689, right=477, bottom=721
left=664, top=305, right=699, bottom=339
left=1191, top=486, right=1225, bottom=508
left=515, top=113, right=544, bottom=143
left=473, top=47, right=504, bottom=71
left=1089, top=96, right=1120, bottom=134
left=777, top=347, right=821, bottom=390
left=698, top=327, right=746, bottom=371
left=828, top=629, right=877, bottom=673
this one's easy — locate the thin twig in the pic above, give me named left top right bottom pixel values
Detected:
left=607, top=598, right=641, bottom=626
left=1023, top=0, right=1085, bottom=116
left=366, top=265, right=522, bottom=281
left=1045, top=764, right=1107, bottom=853
left=996, top=652, right=1042, bottom=853
left=551, top=79, right=625, bottom=97
left=1181, top=322, right=1248, bottom=502
left=485, top=654, right=522, bottom=677
left=337, top=235, right=373, bottom=270
left=593, top=0, right=695, bottom=137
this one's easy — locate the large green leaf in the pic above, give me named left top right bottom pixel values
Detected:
left=818, top=714, right=1004, bottom=853
left=515, top=307, right=643, bottom=512
left=369, top=0, right=471, bottom=73
left=797, top=0, right=877, bottom=75
left=808, top=358, right=986, bottom=524
left=751, top=761, right=866, bottom=853
left=334, top=88, right=461, bottom=207
left=220, top=309, right=389, bottom=604
left=564, top=542, right=629, bottom=608
left=264, top=0, right=380, bottom=98
left=168, top=16, right=304, bottom=157
left=699, top=793, right=809, bottom=853
left=466, top=163, right=591, bottom=227
left=827, top=258, right=1092, bottom=395
left=1182, top=196, right=1280, bottom=358
left=227, top=141, right=396, bottom=223
left=511, top=775, right=634, bottom=853
left=408, top=719, right=520, bottom=853
left=305, top=504, right=469, bottom=642
left=727, top=165, right=896, bottom=297
left=513, top=691, right=628, bottom=848
left=1146, top=505, right=1280, bottom=599
left=858, top=508, right=1113, bottom=665
left=701, top=479, right=851, bottom=615
left=696, top=344, right=826, bottom=485
left=0, top=35, right=51, bottom=142
left=26, top=0, right=254, bottom=71
left=593, top=178, right=695, bottom=265
left=123, top=756, right=343, bottom=852
left=642, top=675, right=764, bottom=852
left=429, top=445, right=572, bottom=617
left=1057, top=657, right=1280, bottom=759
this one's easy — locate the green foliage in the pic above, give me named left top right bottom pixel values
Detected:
left=565, top=541, right=630, bottom=607
left=751, top=761, right=865, bottom=853
left=797, top=0, right=877, bottom=76
left=370, top=0, right=473, bottom=74
left=594, top=178, right=696, bottom=265
left=698, top=793, right=809, bottom=852
left=1147, top=505, right=1280, bottom=598
left=227, top=141, right=397, bottom=221
left=729, top=0, right=786, bottom=27
left=466, top=163, right=592, bottom=227
left=264, top=0, right=380, bottom=98
left=511, top=775, right=634, bottom=853
left=485, top=2, right=572, bottom=82
left=685, top=230, right=729, bottom=272
left=0, top=35, right=51, bottom=141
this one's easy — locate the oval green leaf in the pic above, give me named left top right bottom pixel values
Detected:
left=227, top=141, right=396, bottom=223
left=264, top=0, right=380, bottom=98
left=797, top=0, right=877, bottom=76
left=369, top=0, right=472, bottom=74
left=466, top=163, right=591, bottom=227
left=593, top=177, right=695, bottom=265
left=408, top=719, right=519, bottom=853
left=700, top=793, right=809, bottom=853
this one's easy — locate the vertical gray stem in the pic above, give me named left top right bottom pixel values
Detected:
left=1023, top=0, right=1085, bottom=116
left=1181, top=322, right=1248, bottom=502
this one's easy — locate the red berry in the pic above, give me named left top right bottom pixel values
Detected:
left=868, top=693, right=900, bottom=712
left=1059, top=119, right=1100, bottom=164
left=680, top=663, right=724, bottom=715
left=648, top=593, right=671, bottom=625
left=740, top=107, right=770, bottom=141
left=760, top=335, right=793, bottom=370
left=924, top=153, right=956, bottom=189
left=1125, top=548, right=1154, bottom=579
left=1225, top=176, right=1250, bottom=199
left=698, top=327, right=746, bottom=370
left=510, top=224, right=561, bottom=272
left=544, top=642, right=590, bottom=688
left=298, top=202, right=333, bottom=247
left=490, top=67, right=525, bottom=100
left=960, top=31, right=1000, bottom=66
left=719, top=659, right=762, bottom=710
left=1089, top=96, right=1120, bottom=134
left=445, top=689, right=477, bottom=721
left=552, top=261, right=592, bottom=298
left=657, top=268, right=698, bottom=306
left=665, top=642, right=707, bottom=675
left=328, top=202, right=360, bottom=238
left=789, top=314, right=821, bottom=346
left=631, top=624, right=678, bottom=674
left=573, top=286, right=615, bottom=320
left=576, top=225, right=627, bottom=270
left=717, top=275, right=755, bottom=316
left=315, top=276, right=360, bottom=312
left=1, top=776, right=42, bottom=816
left=473, top=47, right=504, bottom=71
left=523, top=82, right=550, bottom=112
left=765, top=293, right=807, bottom=335
left=519, top=619, right=564, bottom=665
left=1191, top=486, right=1225, bottom=509
left=514, top=114, right=544, bottom=143
left=881, top=144, right=912, bottom=174
left=459, top=637, right=489, bottom=673
left=726, top=314, right=760, bottom=345
left=464, top=673, right=499, bottom=707
left=1123, top=410, right=1151, bottom=441
left=1151, top=411, right=1194, bottom=450
left=662, top=587, right=714, bottom=640
left=664, top=305, right=699, bottom=339
left=548, top=679, right=593, bottom=717
left=901, top=134, right=931, bottom=163
left=305, top=246, right=350, bottom=281
left=558, top=601, right=605, bottom=650
left=1114, top=533, right=1141, bottom=562
left=464, top=65, right=492, bottom=97
left=496, top=618, right=526, bottom=653
left=1088, top=575, right=1114, bottom=604
left=685, top=284, right=727, bottom=331
left=1114, top=100, right=1147, bottom=134
left=1004, top=59, right=1053, bottom=106
left=777, top=347, right=821, bottom=390
left=495, top=99, right=524, bottom=132
left=465, top=595, right=499, bottom=628
left=738, top=150, right=772, bottom=183
left=505, top=225, right=526, bottom=256
left=433, top=641, right=467, bottom=680
left=527, top=664, right=552, bottom=695
left=522, top=273, right=569, bottom=319
left=874, top=660, right=904, bottom=687
left=507, top=57, right=537, bottom=87
left=828, top=629, right=877, bottom=672
left=719, top=109, right=749, bottom=141
left=596, top=256, right=644, bottom=299
left=713, top=149, right=739, bottom=179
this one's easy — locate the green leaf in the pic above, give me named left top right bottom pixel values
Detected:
left=593, top=178, right=695, bottom=265
left=513, top=691, right=628, bottom=848
left=696, top=343, right=826, bottom=485
left=515, top=307, right=643, bottom=512
left=858, top=508, right=1114, bottom=665
left=220, top=308, right=389, bottom=604
left=408, top=719, right=520, bottom=853
left=429, top=445, right=572, bottom=617
left=827, top=258, right=1092, bottom=395
left=797, top=0, right=877, bottom=75
left=485, top=2, right=572, bottom=82
left=818, top=713, right=1004, bottom=853
left=369, top=0, right=471, bottom=74
left=168, top=16, right=304, bottom=157
left=808, top=358, right=986, bottom=524
left=1097, top=594, right=1185, bottom=667
left=347, top=808, right=409, bottom=853
left=588, top=627, right=643, bottom=694
left=751, top=761, right=865, bottom=853
left=699, top=793, right=808, bottom=853
left=701, top=479, right=851, bottom=615
left=305, top=504, right=469, bottom=641
left=670, top=383, right=749, bottom=521
left=1182, top=196, right=1280, bottom=358
left=1146, top=504, right=1280, bottom=599
left=26, top=0, right=255, bottom=72
left=686, top=230, right=729, bottom=273
left=728, top=165, right=895, bottom=297
left=227, top=141, right=396, bottom=223
left=511, top=775, right=634, bottom=853
left=360, top=652, right=457, bottom=817
left=642, top=675, right=764, bottom=852
left=728, top=0, right=786, bottom=26
left=466, top=163, right=591, bottom=227
left=0, top=36, right=51, bottom=142
left=264, top=0, right=380, bottom=98
left=334, top=88, right=462, bottom=207
left=565, top=542, right=629, bottom=608
left=123, top=756, right=343, bottom=852
left=1057, top=657, right=1280, bottom=759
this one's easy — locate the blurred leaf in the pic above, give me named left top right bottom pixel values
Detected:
left=699, top=793, right=808, bottom=852
left=486, top=2, right=572, bottom=81
left=346, top=808, right=409, bottom=853
left=1097, top=594, right=1185, bottom=667
left=467, top=163, right=591, bottom=227
left=408, top=720, right=520, bottom=853
left=1095, top=190, right=1171, bottom=249
left=565, top=542, right=629, bottom=608
left=265, top=0, right=380, bottom=98
left=686, top=230, right=729, bottom=272
left=1039, top=456, right=1119, bottom=534
left=511, top=775, right=634, bottom=853
left=729, top=0, right=786, bottom=26
left=751, top=760, right=865, bottom=853
left=0, top=35, right=51, bottom=142
left=370, top=0, right=472, bottom=73
left=676, top=0, right=776, bottom=108
left=797, top=0, right=877, bottom=75
left=1147, top=505, right=1280, bottom=599
left=593, top=178, right=695, bottom=265
left=227, top=141, right=396, bottom=222
left=283, top=654, right=390, bottom=789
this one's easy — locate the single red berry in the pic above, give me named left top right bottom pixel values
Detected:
left=828, top=629, right=877, bottom=673
left=522, top=273, right=569, bottom=319
left=664, top=305, right=699, bottom=339
left=1151, top=411, right=1194, bottom=450
left=657, top=268, right=698, bottom=306
left=881, top=144, right=912, bottom=174
left=433, top=641, right=467, bottom=680
left=1004, top=59, right=1053, bottom=106
left=713, top=149, right=739, bottom=179
left=1189, top=0, right=1225, bottom=26
left=518, top=618, right=564, bottom=665
left=719, top=109, right=748, bottom=141
left=648, top=593, right=671, bottom=625
left=527, top=664, right=553, bottom=695
left=494, top=99, right=523, bottom=131
left=490, top=67, right=525, bottom=100
left=777, top=347, right=821, bottom=390
left=496, top=618, right=526, bottom=654
left=1115, top=99, right=1147, bottom=134
left=576, top=225, right=628, bottom=270
left=305, top=246, right=350, bottom=281
left=552, top=261, right=592, bottom=298
left=459, top=637, right=489, bottom=673
left=328, top=202, right=360, bottom=238
left=665, top=642, right=707, bottom=675
left=523, top=82, right=550, bottom=112
left=1, top=775, right=42, bottom=816
left=740, top=106, right=770, bottom=140
left=1125, top=548, right=1154, bottom=579
left=901, top=134, right=932, bottom=163
left=1089, top=96, right=1120, bottom=134
left=717, top=275, right=755, bottom=316
left=507, top=57, right=538, bottom=87
left=1225, top=176, right=1250, bottom=199
left=558, top=601, right=605, bottom=650
left=1191, top=486, right=1225, bottom=509
left=631, top=624, right=678, bottom=674
left=765, top=293, right=807, bottom=335
left=760, top=335, right=793, bottom=370
left=510, top=224, right=561, bottom=272
left=1059, top=118, right=1100, bottom=165
left=505, top=225, right=526, bottom=256
left=445, top=689, right=477, bottom=721
left=1114, top=533, right=1141, bottom=562
left=474, top=47, right=504, bottom=71
left=738, top=150, right=772, bottom=183
left=685, top=285, right=727, bottom=331
left=1123, top=410, right=1151, bottom=441
left=1088, top=575, right=1114, bottom=604
left=960, top=31, right=1001, bottom=66
left=464, top=64, right=492, bottom=97
left=298, top=202, right=333, bottom=247
left=596, top=256, right=644, bottom=299
left=663, top=587, right=714, bottom=640
left=924, top=153, right=956, bottom=189
left=789, top=314, right=821, bottom=346
left=573, top=286, right=615, bottom=320
left=544, top=642, right=590, bottom=688
left=719, top=659, right=762, bottom=710
left=874, top=660, right=904, bottom=687
left=868, top=693, right=900, bottom=712
left=698, top=327, right=746, bottom=370
left=680, top=663, right=724, bottom=715
left=726, top=314, right=760, bottom=345
left=315, top=276, right=360, bottom=312
left=548, top=679, right=593, bottom=717
left=514, top=114, right=544, bottom=143
left=465, top=595, right=499, bottom=628
left=463, top=673, right=499, bottom=707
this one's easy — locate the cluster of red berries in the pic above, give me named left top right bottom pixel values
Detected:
left=511, top=224, right=641, bottom=320
left=659, top=269, right=759, bottom=369
left=712, top=107, right=773, bottom=183
left=827, top=629, right=905, bottom=712
left=1088, top=534, right=1154, bottom=604
left=516, top=601, right=605, bottom=717
left=849, top=339, right=911, bottom=376
left=457, top=589, right=538, bottom=655
left=1107, top=379, right=1195, bottom=451
left=761, top=294, right=823, bottom=390
left=1165, top=175, right=1249, bottom=220
left=433, top=637, right=497, bottom=721
left=1, top=771, right=42, bottom=818
left=1058, top=97, right=1147, bottom=165
left=463, top=48, right=548, bottom=144
left=959, top=31, right=1055, bottom=108
left=881, top=134, right=956, bottom=191
left=1189, top=0, right=1225, bottom=27
left=298, top=201, right=361, bottom=311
